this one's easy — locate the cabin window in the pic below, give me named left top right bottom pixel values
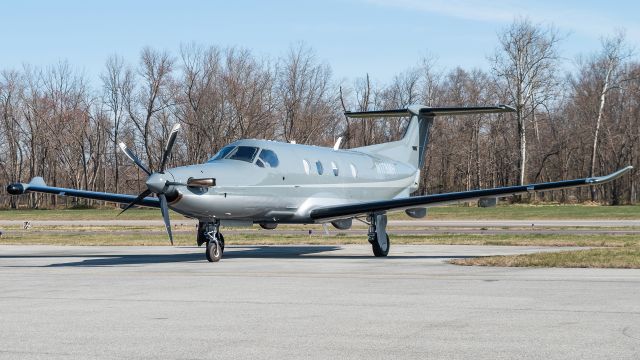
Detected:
left=316, top=161, right=324, bottom=175
left=350, top=163, right=357, bottom=178
left=302, top=160, right=310, bottom=175
left=207, top=146, right=235, bottom=162
left=256, top=149, right=279, bottom=168
left=331, top=162, right=339, bottom=176
left=226, top=146, right=259, bottom=163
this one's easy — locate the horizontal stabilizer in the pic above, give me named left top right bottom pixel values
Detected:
left=345, top=104, right=515, bottom=118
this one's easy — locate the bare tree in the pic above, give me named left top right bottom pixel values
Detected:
left=275, top=43, right=336, bottom=145
left=124, top=48, right=175, bottom=171
left=491, top=18, right=561, bottom=186
left=101, top=55, right=132, bottom=194
left=586, top=31, right=632, bottom=201
left=222, top=47, right=275, bottom=140
left=176, top=44, right=223, bottom=163
left=0, top=70, right=25, bottom=208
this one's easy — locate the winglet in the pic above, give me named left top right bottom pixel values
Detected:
left=29, top=177, right=47, bottom=187
left=587, top=166, right=634, bottom=184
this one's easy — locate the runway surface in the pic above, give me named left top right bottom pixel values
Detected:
left=1, top=245, right=639, bottom=359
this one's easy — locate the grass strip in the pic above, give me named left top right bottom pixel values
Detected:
left=450, top=247, right=640, bottom=269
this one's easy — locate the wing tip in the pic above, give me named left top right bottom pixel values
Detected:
left=6, top=183, right=25, bottom=195
left=589, top=166, right=634, bottom=184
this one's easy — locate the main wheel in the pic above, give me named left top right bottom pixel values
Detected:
left=371, top=232, right=390, bottom=257
left=205, top=233, right=224, bottom=262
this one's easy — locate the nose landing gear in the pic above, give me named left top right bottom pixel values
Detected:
left=199, top=221, right=225, bottom=262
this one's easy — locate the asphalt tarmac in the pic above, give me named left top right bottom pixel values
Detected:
left=1, top=244, right=639, bottom=359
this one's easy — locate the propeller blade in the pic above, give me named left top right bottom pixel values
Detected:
left=160, top=123, right=181, bottom=172
left=118, top=189, right=152, bottom=216
left=159, top=193, right=174, bottom=245
left=119, top=142, right=151, bottom=175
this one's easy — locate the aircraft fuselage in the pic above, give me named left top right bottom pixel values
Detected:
left=166, top=139, right=418, bottom=223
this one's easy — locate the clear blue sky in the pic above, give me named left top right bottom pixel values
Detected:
left=1, top=0, right=638, bottom=84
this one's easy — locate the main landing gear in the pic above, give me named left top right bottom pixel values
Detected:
left=367, top=213, right=390, bottom=257
left=198, top=221, right=225, bottom=262
left=197, top=215, right=389, bottom=261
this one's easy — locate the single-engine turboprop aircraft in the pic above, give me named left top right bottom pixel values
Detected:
left=6, top=105, right=633, bottom=262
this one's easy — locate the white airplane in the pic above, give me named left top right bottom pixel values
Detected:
left=6, top=105, right=633, bottom=262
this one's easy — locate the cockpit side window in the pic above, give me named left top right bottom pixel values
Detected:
left=226, top=146, right=259, bottom=163
left=257, top=149, right=279, bottom=168
left=207, top=146, right=235, bottom=162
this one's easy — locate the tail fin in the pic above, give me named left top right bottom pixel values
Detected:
left=347, top=104, right=514, bottom=168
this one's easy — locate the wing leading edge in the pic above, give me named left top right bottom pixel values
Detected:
left=6, top=177, right=160, bottom=208
left=309, top=166, right=633, bottom=222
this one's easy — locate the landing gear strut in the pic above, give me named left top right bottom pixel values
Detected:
left=367, top=213, right=390, bottom=257
left=199, top=221, right=225, bottom=262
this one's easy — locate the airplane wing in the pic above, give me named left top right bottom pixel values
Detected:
left=309, top=166, right=633, bottom=222
left=6, top=177, right=160, bottom=208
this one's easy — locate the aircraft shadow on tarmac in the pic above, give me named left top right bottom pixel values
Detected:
left=1, top=246, right=476, bottom=267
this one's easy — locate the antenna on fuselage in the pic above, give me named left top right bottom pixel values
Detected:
left=333, top=137, right=343, bottom=150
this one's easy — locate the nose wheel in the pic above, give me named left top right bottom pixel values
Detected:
left=202, top=221, right=225, bottom=262
left=205, top=232, right=224, bottom=262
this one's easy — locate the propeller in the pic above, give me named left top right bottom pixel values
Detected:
left=118, top=123, right=182, bottom=245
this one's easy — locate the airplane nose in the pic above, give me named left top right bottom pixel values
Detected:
left=146, top=171, right=174, bottom=193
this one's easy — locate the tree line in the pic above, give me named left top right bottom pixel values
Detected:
left=1, top=19, right=638, bottom=209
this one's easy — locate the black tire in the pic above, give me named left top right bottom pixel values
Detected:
left=371, top=232, right=390, bottom=257
left=205, top=233, right=224, bottom=262
left=218, top=233, right=225, bottom=254
left=197, top=222, right=206, bottom=247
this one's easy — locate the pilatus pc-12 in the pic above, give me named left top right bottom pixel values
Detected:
left=6, top=105, right=633, bottom=262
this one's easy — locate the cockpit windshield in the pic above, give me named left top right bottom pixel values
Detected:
left=208, top=146, right=235, bottom=162
left=207, top=145, right=259, bottom=163
left=227, top=146, right=259, bottom=162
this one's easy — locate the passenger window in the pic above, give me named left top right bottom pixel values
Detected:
left=226, top=146, right=259, bottom=163
left=331, top=162, right=339, bottom=176
left=316, top=161, right=324, bottom=175
left=350, top=163, right=357, bottom=178
left=257, top=149, right=279, bottom=168
left=303, top=159, right=310, bottom=175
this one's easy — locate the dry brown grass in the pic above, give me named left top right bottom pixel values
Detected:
left=451, top=247, right=640, bottom=268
